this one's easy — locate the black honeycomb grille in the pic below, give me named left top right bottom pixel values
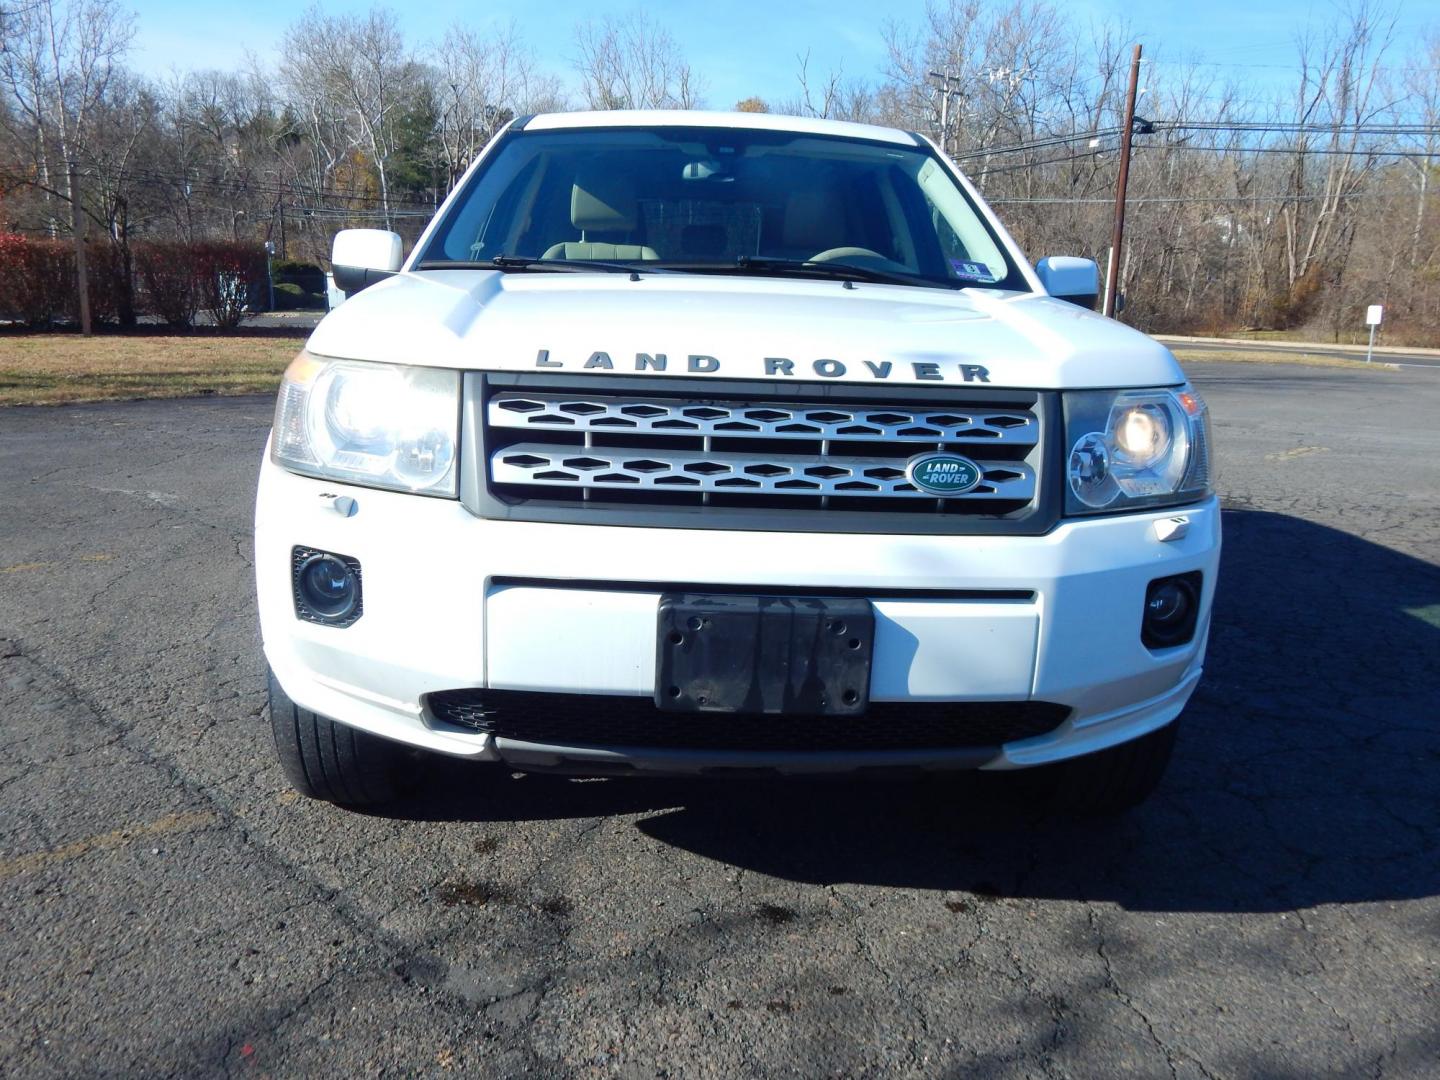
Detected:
left=426, top=690, right=1069, bottom=752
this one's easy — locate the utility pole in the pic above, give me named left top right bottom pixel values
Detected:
left=928, top=71, right=964, bottom=157
left=68, top=160, right=92, bottom=336
left=940, top=83, right=948, bottom=154
left=1104, top=43, right=1143, bottom=319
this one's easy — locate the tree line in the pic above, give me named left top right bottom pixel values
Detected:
left=1, top=0, right=1437, bottom=342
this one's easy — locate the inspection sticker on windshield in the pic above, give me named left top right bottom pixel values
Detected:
left=951, top=260, right=998, bottom=282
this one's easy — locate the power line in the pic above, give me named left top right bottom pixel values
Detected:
left=1159, top=120, right=1440, bottom=136
left=976, top=141, right=1439, bottom=174
left=59, top=162, right=441, bottom=207
left=953, top=127, right=1121, bottom=160
left=980, top=148, right=1108, bottom=174
left=1145, top=142, right=1438, bottom=159
left=1156, top=58, right=1440, bottom=74
left=959, top=121, right=1440, bottom=159
left=988, top=191, right=1416, bottom=205
left=294, top=207, right=433, bottom=218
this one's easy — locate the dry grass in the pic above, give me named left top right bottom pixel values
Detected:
left=1, top=335, right=1395, bottom=408
left=0, top=334, right=300, bottom=406
left=1171, top=347, right=1394, bottom=371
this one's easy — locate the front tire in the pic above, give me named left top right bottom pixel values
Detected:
left=267, top=667, right=418, bottom=806
left=1030, top=720, right=1178, bottom=816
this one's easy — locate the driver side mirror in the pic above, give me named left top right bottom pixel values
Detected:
left=331, top=229, right=403, bottom=296
left=1036, top=256, right=1099, bottom=311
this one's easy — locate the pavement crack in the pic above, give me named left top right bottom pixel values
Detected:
left=1087, top=904, right=1182, bottom=1080
left=1, top=639, right=500, bottom=1031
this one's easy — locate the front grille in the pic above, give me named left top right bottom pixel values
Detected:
left=427, top=689, right=1070, bottom=752
left=465, top=374, right=1057, bottom=534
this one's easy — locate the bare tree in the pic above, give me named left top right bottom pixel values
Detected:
left=781, top=51, right=877, bottom=122
left=1278, top=2, right=1397, bottom=307
left=573, top=12, right=703, bottom=110
left=1400, top=30, right=1438, bottom=272
left=0, top=0, right=133, bottom=222
left=0, top=0, right=134, bottom=330
left=879, top=0, right=984, bottom=136
left=432, top=20, right=560, bottom=190
left=282, top=4, right=417, bottom=228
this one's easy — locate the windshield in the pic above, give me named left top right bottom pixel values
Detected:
left=417, top=126, right=1028, bottom=291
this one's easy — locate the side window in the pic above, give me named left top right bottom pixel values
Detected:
left=932, top=211, right=966, bottom=262
left=468, top=156, right=541, bottom=259
left=914, top=158, right=1008, bottom=285
left=512, top=165, right=576, bottom=257
left=875, top=165, right=921, bottom=271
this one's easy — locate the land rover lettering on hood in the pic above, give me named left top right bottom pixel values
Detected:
left=257, top=110, right=1219, bottom=815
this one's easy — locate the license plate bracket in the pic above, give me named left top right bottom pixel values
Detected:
left=655, top=594, right=874, bottom=715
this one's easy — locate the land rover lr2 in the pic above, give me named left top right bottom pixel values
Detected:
left=256, top=111, right=1219, bottom=814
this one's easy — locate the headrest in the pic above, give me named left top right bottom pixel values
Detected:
left=572, top=171, right=638, bottom=233
left=782, top=189, right=847, bottom=251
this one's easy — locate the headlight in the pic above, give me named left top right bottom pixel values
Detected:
left=271, top=352, right=460, bottom=497
left=1064, top=384, right=1212, bottom=514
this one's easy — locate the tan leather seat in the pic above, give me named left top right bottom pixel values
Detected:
left=545, top=240, right=658, bottom=261
left=542, top=171, right=658, bottom=261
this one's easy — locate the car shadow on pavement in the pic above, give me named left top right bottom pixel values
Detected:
left=401, top=509, right=1440, bottom=914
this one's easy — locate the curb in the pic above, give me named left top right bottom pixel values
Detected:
left=1156, top=335, right=1440, bottom=358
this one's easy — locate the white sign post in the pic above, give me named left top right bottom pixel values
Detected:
left=1365, top=304, right=1384, bottom=363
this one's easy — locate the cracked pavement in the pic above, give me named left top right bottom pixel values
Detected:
left=1, top=361, right=1437, bottom=1077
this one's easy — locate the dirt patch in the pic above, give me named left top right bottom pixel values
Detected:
left=756, top=903, right=798, bottom=925
left=435, top=880, right=518, bottom=908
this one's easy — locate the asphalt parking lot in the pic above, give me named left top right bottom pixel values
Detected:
left=2, top=360, right=1437, bottom=1078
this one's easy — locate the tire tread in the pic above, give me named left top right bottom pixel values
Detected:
left=267, top=668, right=410, bottom=806
left=1044, top=721, right=1178, bottom=816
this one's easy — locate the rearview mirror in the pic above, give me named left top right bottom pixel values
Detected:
left=331, top=229, right=403, bottom=296
left=1036, top=256, right=1099, bottom=311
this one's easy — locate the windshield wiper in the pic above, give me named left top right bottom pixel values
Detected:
left=413, top=256, right=653, bottom=276
left=738, top=256, right=943, bottom=288
left=651, top=256, right=942, bottom=289
left=417, top=254, right=941, bottom=288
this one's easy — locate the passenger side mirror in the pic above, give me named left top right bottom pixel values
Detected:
left=1036, top=256, right=1100, bottom=311
left=331, top=229, right=403, bottom=296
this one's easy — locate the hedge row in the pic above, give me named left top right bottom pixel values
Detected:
left=0, top=235, right=272, bottom=329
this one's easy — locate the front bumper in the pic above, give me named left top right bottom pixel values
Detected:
left=256, top=456, right=1220, bottom=773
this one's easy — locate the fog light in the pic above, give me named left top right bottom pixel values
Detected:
left=292, top=548, right=362, bottom=626
left=1142, top=572, right=1201, bottom=649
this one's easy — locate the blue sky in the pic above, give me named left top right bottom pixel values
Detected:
left=128, top=0, right=1435, bottom=109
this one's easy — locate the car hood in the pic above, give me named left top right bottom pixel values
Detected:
left=306, top=269, right=1184, bottom=390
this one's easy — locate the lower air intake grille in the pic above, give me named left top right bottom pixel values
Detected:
left=426, top=690, right=1070, bottom=752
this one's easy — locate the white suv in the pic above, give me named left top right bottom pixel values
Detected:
left=256, top=110, right=1218, bottom=813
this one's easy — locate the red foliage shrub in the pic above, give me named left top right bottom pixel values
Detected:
left=1, top=236, right=268, bottom=328
left=191, top=242, right=268, bottom=329
left=85, top=241, right=132, bottom=326
left=0, top=233, right=75, bottom=326
left=0, top=234, right=140, bottom=327
left=133, top=241, right=199, bottom=327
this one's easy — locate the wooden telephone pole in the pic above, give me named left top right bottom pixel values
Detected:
left=1104, top=44, right=1143, bottom=319
left=69, top=160, right=92, bottom=336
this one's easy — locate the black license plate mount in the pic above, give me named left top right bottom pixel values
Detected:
left=655, top=594, right=874, bottom=715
